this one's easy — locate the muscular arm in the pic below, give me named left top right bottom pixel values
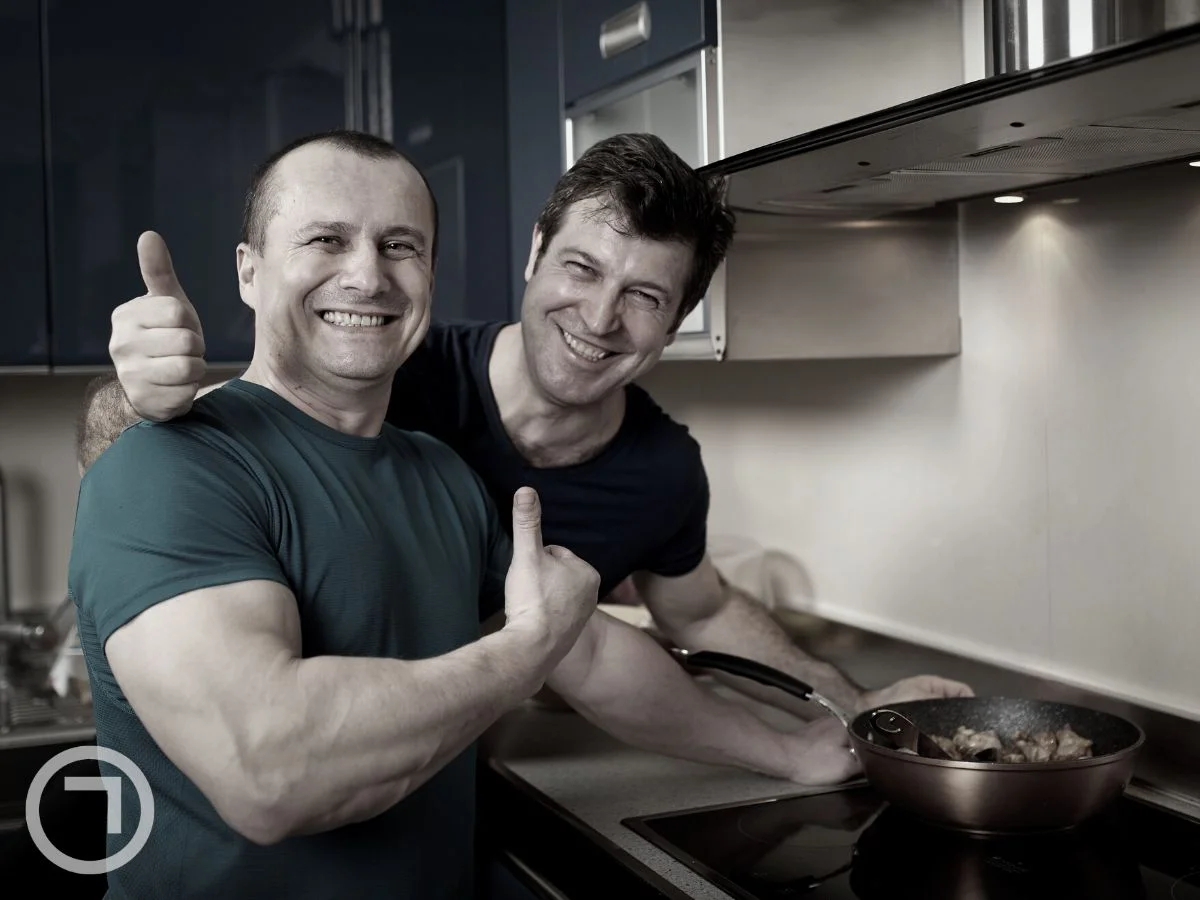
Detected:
left=76, top=377, right=141, bottom=473
left=105, top=579, right=547, bottom=846
left=634, top=556, right=866, bottom=719
left=76, top=375, right=227, bottom=473
left=546, top=611, right=853, bottom=784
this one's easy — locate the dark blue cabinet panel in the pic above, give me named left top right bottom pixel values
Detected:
left=505, top=0, right=564, bottom=315
left=44, top=1, right=348, bottom=366
left=385, top=0, right=511, bottom=324
left=0, top=0, right=50, bottom=368
left=560, top=0, right=716, bottom=106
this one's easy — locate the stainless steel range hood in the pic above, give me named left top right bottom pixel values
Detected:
left=703, top=12, right=1200, bottom=220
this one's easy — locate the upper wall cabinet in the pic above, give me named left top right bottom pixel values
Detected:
left=0, top=0, right=510, bottom=370
left=384, top=0, right=510, bottom=325
left=0, top=0, right=51, bottom=369
left=560, top=0, right=716, bottom=106
left=44, top=0, right=351, bottom=367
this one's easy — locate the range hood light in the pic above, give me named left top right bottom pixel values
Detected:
left=1190, top=160, right=1200, bottom=168
left=993, top=194, right=1025, bottom=204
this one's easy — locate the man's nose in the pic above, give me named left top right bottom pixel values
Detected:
left=580, top=287, right=621, bottom=335
left=338, top=246, right=389, bottom=297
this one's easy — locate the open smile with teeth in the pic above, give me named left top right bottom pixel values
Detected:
left=321, top=311, right=393, bottom=328
left=557, top=325, right=614, bottom=362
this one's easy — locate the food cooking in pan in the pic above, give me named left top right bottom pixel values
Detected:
left=930, top=724, right=1094, bottom=762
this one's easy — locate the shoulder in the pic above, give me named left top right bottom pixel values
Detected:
left=384, top=426, right=490, bottom=493
left=82, top=396, right=262, bottom=497
left=624, top=384, right=706, bottom=483
left=406, top=319, right=508, bottom=374
left=381, top=425, right=501, bottom=529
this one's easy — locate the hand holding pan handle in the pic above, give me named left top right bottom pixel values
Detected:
left=668, top=647, right=854, bottom=731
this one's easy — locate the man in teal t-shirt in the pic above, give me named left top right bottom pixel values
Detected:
left=67, top=130, right=604, bottom=899
left=73, top=379, right=512, bottom=897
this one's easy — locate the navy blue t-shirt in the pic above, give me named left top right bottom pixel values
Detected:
left=387, top=321, right=710, bottom=598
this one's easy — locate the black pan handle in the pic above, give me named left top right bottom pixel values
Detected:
left=669, top=648, right=818, bottom=700
left=669, top=648, right=854, bottom=730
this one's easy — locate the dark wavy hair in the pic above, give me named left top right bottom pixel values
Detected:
left=533, top=133, right=735, bottom=327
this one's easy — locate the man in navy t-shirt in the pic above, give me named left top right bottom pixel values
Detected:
left=81, top=132, right=973, bottom=729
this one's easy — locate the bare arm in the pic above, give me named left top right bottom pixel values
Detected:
left=77, top=376, right=141, bottom=473
left=546, top=610, right=858, bottom=785
left=106, top=579, right=548, bottom=846
left=77, top=375, right=227, bottom=473
left=635, top=556, right=866, bottom=718
left=635, top=556, right=974, bottom=718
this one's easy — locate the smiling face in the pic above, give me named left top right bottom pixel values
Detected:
left=236, top=142, right=436, bottom=389
left=519, top=197, right=694, bottom=409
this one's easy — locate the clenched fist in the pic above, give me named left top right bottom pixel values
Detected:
left=781, top=716, right=861, bottom=786
left=503, top=487, right=600, bottom=671
left=109, top=231, right=207, bottom=421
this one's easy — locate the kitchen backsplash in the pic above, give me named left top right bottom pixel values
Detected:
left=639, top=160, right=1200, bottom=722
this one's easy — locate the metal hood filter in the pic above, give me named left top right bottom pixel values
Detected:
left=707, top=5, right=1200, bottom=220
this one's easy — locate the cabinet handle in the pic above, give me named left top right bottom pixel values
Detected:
left=338, top=0, right=361, bottom=130
left=365, top=25, right=380, bottom=136
left=378, top=26, right=393, bottom=143
left=599, top=2, right=651, bottom=59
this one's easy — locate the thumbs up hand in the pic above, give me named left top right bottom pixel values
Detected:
left=503, top=487, right=601, bottom=670
left=109, top=231, right=208, bottom=422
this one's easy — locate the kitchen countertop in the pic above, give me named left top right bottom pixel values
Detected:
left=481, top=613, right=1200, bottom=899
left=484, top=689, right=847, bottom=900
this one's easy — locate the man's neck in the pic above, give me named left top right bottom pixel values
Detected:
left=487, top=323, right=625, bottom=468
left=242, top=359, right=391, bottom=437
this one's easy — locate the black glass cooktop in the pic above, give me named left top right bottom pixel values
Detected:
left=624, top=785, right=1200, bottom=900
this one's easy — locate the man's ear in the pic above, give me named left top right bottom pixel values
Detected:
left=523, top=226, right=544, bottom=283
left=236, top=243, right=257, bottom=310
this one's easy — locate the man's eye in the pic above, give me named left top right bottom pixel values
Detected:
left=385, top=241, right=416, bottom=253
left=566, top=261, right=593, bottom=275
left=311, top=236, right=339, bottom=245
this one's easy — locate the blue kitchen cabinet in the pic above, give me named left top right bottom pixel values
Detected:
left=560, top=0, right=717, bottom=106
left=384, top=0, right=511, bottom=324
left=0, top=0, right=51, bottom=369
left=505, top=0, right=564, bottom=314
left=43, top=0, right=349, bottom=366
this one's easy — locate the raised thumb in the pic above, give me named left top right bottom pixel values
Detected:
left=511, top=487, right=543, bottom=555
left=137, top=230, right=187, bottom=300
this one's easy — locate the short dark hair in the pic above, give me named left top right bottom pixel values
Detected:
left=533, top=133, right=735, bottom=327
left=239, top=129, right=439, bottom=263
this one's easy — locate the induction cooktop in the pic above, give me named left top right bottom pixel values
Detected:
left=623, top=784, right=1200, bottom=899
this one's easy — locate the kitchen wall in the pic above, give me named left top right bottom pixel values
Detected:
left=3, top=159, right=1198, bottom=725
left=0, top=374, right=94, bottom=615
left=639, top=159, right=1200, bottom=722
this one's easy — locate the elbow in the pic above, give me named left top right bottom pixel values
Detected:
left=210, top=765, right=302, bottom=846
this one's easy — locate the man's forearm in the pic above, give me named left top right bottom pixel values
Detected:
left=548, top=613, right=797, bottom=779
left=76, top=376, right=228, bottom=473
left=77, top=375, right=141, bottom=472
left=209, top=627, right=545, bottom=843
left=664, top=586, right=866, bottom=719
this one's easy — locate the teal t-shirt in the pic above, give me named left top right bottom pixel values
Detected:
left=67, top=379, right=512, bottom=899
